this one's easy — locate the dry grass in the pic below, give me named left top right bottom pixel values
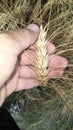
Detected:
left=1, top=0, right=73, bottom=129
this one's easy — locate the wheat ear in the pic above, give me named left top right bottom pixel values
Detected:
left=35, top=25, right=49, bottom=86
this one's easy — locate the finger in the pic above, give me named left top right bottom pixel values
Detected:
left=49, top=55, right=68, bottom=69
left=19, top=66, right=36, bottom=78
left=20, top=55, right=68, bottom=78
left=0, top=24, right=39, bottom=55
left=12, top=24, right=39, bottom=55
left=19, top=65, right=64, bottom=79
left=20, top=42, right=56, bottom=66
left=29, top=41, right=56, bottom=54
left=16, top=78, right=38, bottom=90
left=47, top=41, right=56, bottom=54
left=49, top=55, right=68, bottom=78
left=20, top=49, right=36, bottom=66
left=49, top=69, right=64, bottom=78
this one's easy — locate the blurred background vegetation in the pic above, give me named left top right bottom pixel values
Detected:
left=1, top=0, right=73, bottom=129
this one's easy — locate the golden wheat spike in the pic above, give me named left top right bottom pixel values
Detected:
left=35, top=25, right=49, bottom=86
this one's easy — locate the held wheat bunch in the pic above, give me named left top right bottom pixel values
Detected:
left=35, top=25, right=49, bottom=86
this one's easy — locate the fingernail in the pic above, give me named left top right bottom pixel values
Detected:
left=27, top=24, right=39, bottom=32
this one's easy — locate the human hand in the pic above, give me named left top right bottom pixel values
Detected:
left=0, top=24, right=39, bottom=106
left=0, top=24, right=68, bottom=106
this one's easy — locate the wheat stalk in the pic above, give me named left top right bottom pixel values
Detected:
left=35, top=25, right=49, bottom=86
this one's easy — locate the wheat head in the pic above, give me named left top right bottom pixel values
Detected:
left=35, top=25, right=49, bottom=87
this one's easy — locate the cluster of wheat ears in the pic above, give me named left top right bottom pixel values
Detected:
left=1, top=0, right=73, bottom=114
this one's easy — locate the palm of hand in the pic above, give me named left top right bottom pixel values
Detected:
left=5, top=42, right=68, bottom=97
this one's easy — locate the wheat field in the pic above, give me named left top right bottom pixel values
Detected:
left=1, top=0, right=73, bottom=130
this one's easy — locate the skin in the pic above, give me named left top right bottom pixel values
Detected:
left=0, top=24, right=68, bottom=106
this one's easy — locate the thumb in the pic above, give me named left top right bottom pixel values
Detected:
left=0, top=24, right=39, bottom=87
left=8, top=24, right=39, bottom=55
